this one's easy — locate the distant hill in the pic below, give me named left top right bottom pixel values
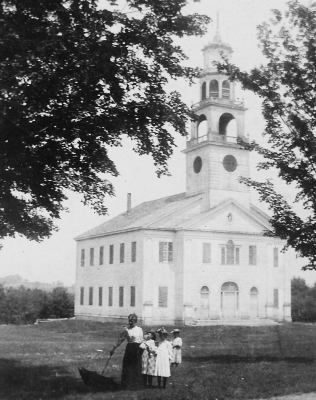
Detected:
left=0, top=274, right=75, bottom=293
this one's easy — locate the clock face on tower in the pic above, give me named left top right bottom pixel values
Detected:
left=223, top=155, right=237, bottom=172
left=193, top=156, right=202, bottom=173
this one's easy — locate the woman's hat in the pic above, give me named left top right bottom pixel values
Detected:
left=171, top=329, right=180, bottom=334
left=156, top=327, right=168, bottom=335
left=147, top=330, right=156, bottom=340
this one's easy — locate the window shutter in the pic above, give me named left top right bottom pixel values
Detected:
left=168, top=242, right=173, bottom=262
left=99, top=287, right=103, bottom=306
left=119, top=287, right=124, bottom=307
left=81, top=249, right=85, bottom=267
left=120, top=243, right=125, bottom=263
left=109, top=245, right=114, bottom=264
left=131, top=242, right=136, bottom=262
left=249, top=246, right=253, bottom=265
left=249, top=246, right=257, bottom=265
left=80, top=287, right=84, bottom=305
left=99, top=246, right=104, bottom=265
left=89, top=287, right=93, bottom=305
left=274, top=247, right=279, bottom=268
left=159, top=242, right=164, bottom=262
left=274, top=289, right=279, bottom=308
left=235, top=248, right=240, bottom=265
left=203, top=243, right=211, bottom=263
left=227, top=241, right=234, bottom=264
left=221, top=247, right=226, bottom=264
left=159, top=287, right=168, bottom=307
left=90, top=248, right=94, bottom=266
left=130, top=286, right=136, bottom=307
left=108, top=287, right=113, bottom=306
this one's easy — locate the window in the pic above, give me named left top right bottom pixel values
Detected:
left=222, top=80, right=230, bottom=99
left=131, top=242, right=137, bottom=262
left=109, top=245, right=114, bottom=264
left=119, top=286, right=124, bottom=307
left=89, top=287, right=93, bottom=305
left=249, top=246, right=257, bottom=265
left=221, top=240, right=240, bottom=265
left=99, top=287, right=103, bottom=306
left=235, top=247, right=240, bottom=264
left=201, top=81, right=207, bottom=100
left=99, top=246, right=104, bottom=265
left=210, top=79, right=219, bottom=98
left=90, top=248, right=94, bottom=266
left=227, top=240, right=234, bottom=264
left=80, top=287, right=84, bottom=305
left=131, top=286, right=136, bottom=307
left=274, top=289, right=279, bottom=308
left=159, top=242, right=173, bottom=262
left=274, top=247, right=279, bottom=268
left=159, top=286, right=168, bottom=307
left=203, top=243, right=211, bottom=263
left=108, top=287, right=113, bottom=306
left=81, top=249, right=85, bottom=267
left=120, top=243, right=125, bottom=263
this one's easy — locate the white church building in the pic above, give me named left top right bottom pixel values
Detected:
left=74, top=29, right=292, bottom=326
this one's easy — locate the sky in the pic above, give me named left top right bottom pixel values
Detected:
left=1, top=0, right=315, bottom=286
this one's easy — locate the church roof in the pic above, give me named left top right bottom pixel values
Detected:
left=75, top=192, right=273, bottom=241
left=74, top=192, right=199, bottom=240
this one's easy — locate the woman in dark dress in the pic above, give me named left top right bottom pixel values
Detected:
left=110, top=313, right=144, bottom=390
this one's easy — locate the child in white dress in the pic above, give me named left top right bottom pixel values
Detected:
left=171, top=329, right=182, bottom=367
left=155, top=327, right=173, bottom=389
left=139, top=331, right=157, bottom=388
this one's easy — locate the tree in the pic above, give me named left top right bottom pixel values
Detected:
left=49, top=287, right=74, bottom=318
left=0, top=0, right=210, bottom=241
left=218, top=0, right=316, bottom=270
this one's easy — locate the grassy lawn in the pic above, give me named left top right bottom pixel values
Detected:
left=1, top=321, right=316, bottom=399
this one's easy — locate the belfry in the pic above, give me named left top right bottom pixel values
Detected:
left=74, top=25, right=293, bottom=325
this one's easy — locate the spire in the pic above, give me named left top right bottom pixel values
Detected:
left=213, top=11, right=222, bottom=44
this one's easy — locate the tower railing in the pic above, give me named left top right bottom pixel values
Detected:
left=186, top=133, right=248, bottom=148
left=192, top=97, right=244, bottom=109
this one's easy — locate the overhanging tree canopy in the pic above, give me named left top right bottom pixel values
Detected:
left=0, top=0, right=210, bottom=241
left=218, top=0, right=316, bottom=270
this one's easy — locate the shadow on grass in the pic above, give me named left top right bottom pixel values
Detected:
left=0, top=358, right=120, bottom=399
left=183, top=354, right=315, bottom=364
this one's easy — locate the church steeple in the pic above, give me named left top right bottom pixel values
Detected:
left=213, top=12, right=222, bottom=44
left=183, top=21, right=250, bottom=211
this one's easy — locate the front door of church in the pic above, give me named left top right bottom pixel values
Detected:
left=250, top=287, right=259, bottom=318
left=200, top=286, right=209, bottom=319
left=222, top=292, right=236, bottom=318
left=221, top=282, right=239, bottom=318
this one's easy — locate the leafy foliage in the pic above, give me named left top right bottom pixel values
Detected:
left=0, top=0, right=210, bottom=241
left=291, top=277, right=316, bottom=322
left=218, top=0, right=316, bottom=269
left=0, top=285, right=74, bottom=324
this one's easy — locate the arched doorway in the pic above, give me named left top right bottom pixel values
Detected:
left=221, top=282, right=238, bottom=318
left=222, top=80, right=230, bottom=99
left=250, top=287, right=259, bottom=318
left=197, top=114, right=207, bottom=142
left=210, top=79, right=219, bottom=98
left=219, top=113, right=235, bottom=137
left=200, top=286, right=209, bottom=319
left=201, top=82, right=207, bottom=100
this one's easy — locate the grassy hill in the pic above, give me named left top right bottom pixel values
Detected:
left=1, top=321, right=316, bottom=399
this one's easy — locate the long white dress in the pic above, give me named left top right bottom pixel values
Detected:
left=154, top=340, right=173, bottom=377
left=172, top=337, right=182, bottom=364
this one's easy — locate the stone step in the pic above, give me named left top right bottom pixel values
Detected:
left=192, top=318, right=280, bottom=326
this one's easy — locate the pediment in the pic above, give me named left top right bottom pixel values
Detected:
left=184, top=200, right=271, bottom=233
